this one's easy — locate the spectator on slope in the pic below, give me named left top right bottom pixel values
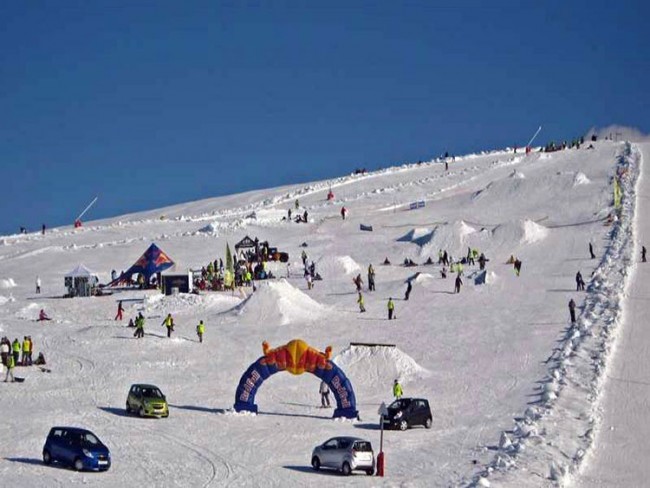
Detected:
left=21, top=337, right=31, bottom=366
left=393, top=379, right=403, bottom=399
left=306, top=273, right=313, bottom=290
left=12, top=338, right=20, bottom=365
left=589, top=242, right=596, bottom=260
left=295, top=199, right=300, bottom=209
left=341, top=206, right=347, bottom=220
left=442, top=250, right=449, bottom=266
left=320, top=381, right=331, bottom=408
left=478, top=253, right=487, bottom=271
left=35, top=352, right=46, bottom=365
left=514, top=259, right=522, bottom=277
left=301, top=250, right=308, bottom=266
left=3, top=353, right=15, bottom=383
left=38, top=309, right=51, bottom=322
left=162, top=313, right=175, bottom=338
left=357, top=292, right=366, bottom=313
left=41, top=224, right=46, bottom=235
left=576, top=271, right=585, bottom=291
left=367, top=264, right=376, bottom=291
left=438, top=250, right=444, bottom=265
left=134, top=313, right=145, bottom=339
left=383, top=257, right=391, bottom=265
left=642, top=245, right=647, bottom=263
left=288, top=208, right=292, bottom=221
left=466, top=247, right=475, bottom=266
left=440, top=267, right=447, bottom=279
left=303, top=210, right=308, bottom=223
left=568, top=298, right=576, bottom=324
left=387, top=298, right=395, bottom=320
left=404, top=280, right=412, bottom=301
left=196, top=320, right=205, bottom=343
left=115, top=301, right=124, bottom=321
left=454, top=274, right=463, bottom=294
left=353, top=274, right=363, bottom=292
left=0, top=338, right=9, bottom=366
left=35, top=276, right=41, bottom=294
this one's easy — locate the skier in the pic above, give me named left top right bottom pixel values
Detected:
left=357, top=292, right=366, bottom=313
left=387, top=298, right=395, bottom=320
left=393, top=379, right=403, bottom=399
left=404, top=280, right=412, bottom=301
left=35, top=276, right=41, bottom=294
left=454, top=274, right=463, bottom=294
left=341, top=207, right=347, bottom=220
left=643, top=245, right=647, bottom=263
left=576, top=271, right=585, bottom=291
left=568, top=298, right=576, bottom=323
left=3, top=353, right=15, bottom=383
left=115, top=301, right=124, bottom=321
left=319, top=381, right=331, bottom=408
left=367, top=264, right=375, bottom=291
left=589, top=242, right=596, bottom=259
left=162, top=313, right=174, bottom=338
left=196, top=320, right=205, bottom=343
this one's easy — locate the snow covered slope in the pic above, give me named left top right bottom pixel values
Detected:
left=0, top=141, right=640, bottom=487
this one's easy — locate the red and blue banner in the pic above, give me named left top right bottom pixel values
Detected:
left=234, top=339, right=358, bottom=419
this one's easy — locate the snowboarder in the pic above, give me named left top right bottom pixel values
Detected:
left=38, top=309, right=51, bottom=321
left=589, top=242, right=596, bottom=259
left=3, top=354, right=15, bottom=383
left=568, top=298, right=576, bottom=323
left=115, top=301, right=124, bottom=321
left=367, top=264, right=375, bottom=291
left=454, top=274, right=463, bottom=294
left=514, top=259, right=522, bottom=277
left=404, top=280, right=412, bottom=301
left=196, top=320, right=205, bottom=343
left=576, top=271, right=585, bottom=291
left=162, top=313, right=174, bottom=338
left=393, top=379, right=403, bottom=399
left=387, top=298, right=395, bottom=320
left=643, top=245, right=647, bottom=263
left=341, top=207, right=347, bottom=220
left=35, top=276, right=41, bottom=294
left=357, top=292, right=366, bottom=313
left=319, top=381, right=331, bottom=407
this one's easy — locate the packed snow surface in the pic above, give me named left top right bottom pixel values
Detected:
left=0, top=141, right=645, bottom=488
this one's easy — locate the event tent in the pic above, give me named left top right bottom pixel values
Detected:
left=107, top=243, right=174, bottom=286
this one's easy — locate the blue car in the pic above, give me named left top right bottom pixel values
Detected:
left=42, top=427, right=111, bottom=471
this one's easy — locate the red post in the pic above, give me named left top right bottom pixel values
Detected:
left=377, top=451, right=385, bottom=477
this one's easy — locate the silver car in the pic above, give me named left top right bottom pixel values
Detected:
left=311, top=436, right=374, bottom=476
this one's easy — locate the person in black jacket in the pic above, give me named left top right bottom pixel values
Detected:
left=568, top=298, right=576, bottom=323
left=576, top=271, right=585, bottom=291
left=454, top=274, right=463, bottom=294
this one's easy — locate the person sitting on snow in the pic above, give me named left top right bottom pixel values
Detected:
left=38, top=309, right=51, bottom=321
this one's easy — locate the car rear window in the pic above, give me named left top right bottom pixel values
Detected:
left=353, top=441, right=372, bottom=452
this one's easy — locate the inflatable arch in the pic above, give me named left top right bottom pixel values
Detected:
left=234, top=339, right=358, bottom=419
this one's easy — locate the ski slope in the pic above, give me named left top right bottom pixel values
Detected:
left=0, top=141, right=643, bottom=487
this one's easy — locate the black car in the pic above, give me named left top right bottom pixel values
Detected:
left=382, top=398, right=432, bottom=431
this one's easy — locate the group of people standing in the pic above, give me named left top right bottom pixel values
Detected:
left=120, top=307, right=206, bottom=343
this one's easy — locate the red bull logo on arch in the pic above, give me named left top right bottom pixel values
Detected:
left=234, top=339, right=358, bottom=419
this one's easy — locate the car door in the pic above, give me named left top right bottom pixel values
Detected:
left=321, top=439, right=338, bottom=467
left=129, top=386, right=141, bottom=410
left=59, top=430, right=77, bottom=464
left=47, top=429, right=64, bottom=461
left=413, top=401, right=426, bottom=425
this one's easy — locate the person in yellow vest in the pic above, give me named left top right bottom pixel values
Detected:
left=393, top=379, right=403, bottom=399
left=196, top=320, right=205, bottom=343
left=4, top=353, right=15, bottom=382
left=22, top=337, right=32, bottom=366
left=12, top=339, right=20, bottom=365
left=162, top=313, right=174, bottom=338
left=387, top=298, right=395, bottom=320
left=357, top=292, right=366, bottom=313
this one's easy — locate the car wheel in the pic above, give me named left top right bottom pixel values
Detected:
left=311, top=456, right=321, bottom=470
left=125, top=402, right=131, bottom=414
left=139, top=406, right=145, bottom=418
left=74, top=458, right=84, bottom=471
left=43, top=450, right=52, bottom=465
left=399, top=419, right=408, bottom=431
left=366, top=467, right=374, bottom=475
left=425, top=417, right=432, bottom=429
left=341, top=461, right=352, bottom=476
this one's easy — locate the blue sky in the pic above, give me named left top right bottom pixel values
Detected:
left=1, top=1, right=648, bottom=235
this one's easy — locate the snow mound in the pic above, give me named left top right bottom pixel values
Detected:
left=408, top=272, right=436, bottom=285
left=0, top=278, right=16, bottom=289
left=397, top=227, right=433, bottom=247
left=419, top=221, right=477, bottom=257
left=316, top=255, right=361, bottom=277
left=235, top=279, right=326, bottom=325
left=509, top=170, right=525, bottom=179
left=144, top=292, right=241, bottom=316
left=245, top=208, right=286, bottom=225
left=573, top=172, right=591, bottom=186
left=197, top=221, right=230, bottom=234
left=492, top=219, right=548, bottom=245
left=334, top=344, right=429, bottom=386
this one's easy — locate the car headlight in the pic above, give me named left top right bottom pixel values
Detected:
left=394, top=411, right=403, bottom=419
left=83, top=449, right=94, bottom=458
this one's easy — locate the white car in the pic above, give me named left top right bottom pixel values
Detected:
left=311, top=436, right=374, bottom=476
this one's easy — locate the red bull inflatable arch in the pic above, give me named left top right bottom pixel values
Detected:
left=234, top=339, right=359, bottom=419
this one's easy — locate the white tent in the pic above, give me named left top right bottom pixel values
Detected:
left=64, top=264, right=99, bottom=297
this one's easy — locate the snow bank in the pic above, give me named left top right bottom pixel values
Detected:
left=334, top=344, right=429, bottom=387
left=235, top=279, right=326, bottom=325
left=144, top=292, right=241, bottom=316
left=491, top=219, right=548, bottom=246
left=419, top=220, right=477, bottom=257
left=316, top=255, right=361, bottom=277
left=0, top=278, right=16, bottom=289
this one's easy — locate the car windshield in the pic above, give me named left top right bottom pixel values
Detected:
left=389, top=399, right=410, bottom=410
left=82, top=433, right=100, bottom=446
left=142, top=388, right=163, bottom=398
left=353, top=441, right=372, bottom=452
